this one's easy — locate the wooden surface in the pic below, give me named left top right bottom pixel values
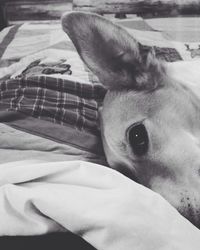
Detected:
left=3, top=0, right=200, bottom=25
left=5, top=0, right=72, bottom=22
left=73, top=0, right=200, bottom=16
left=0, top=2, right=8, bottom=30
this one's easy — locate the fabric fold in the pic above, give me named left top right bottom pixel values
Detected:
left=0, top=160, right=200, bottom=250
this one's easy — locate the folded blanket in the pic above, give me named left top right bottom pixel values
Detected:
left=0, top=160, right=200, bottom=250
left=0, top=75, right=106, bottom=135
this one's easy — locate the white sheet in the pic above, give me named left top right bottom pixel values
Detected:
left=0, top=160, right=200, bottom=250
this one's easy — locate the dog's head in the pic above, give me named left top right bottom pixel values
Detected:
left=62, top=12, right=200, bottom=228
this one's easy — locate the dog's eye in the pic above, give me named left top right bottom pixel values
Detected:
left=128, top=124, right=148, bottom=156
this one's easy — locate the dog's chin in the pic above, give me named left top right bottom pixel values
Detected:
left=178, top=208, right=200, bottom=230
left=183, top=215, right=200, bottom=230
left=171, top=193, right=200, bottom=229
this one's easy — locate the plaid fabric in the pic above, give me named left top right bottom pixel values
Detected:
left=0, top=75, right=106, bottom=135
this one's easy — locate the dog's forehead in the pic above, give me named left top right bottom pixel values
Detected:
left=103, top=86, right=170, bottom=124
left=102, top=80, right=200, bottom=133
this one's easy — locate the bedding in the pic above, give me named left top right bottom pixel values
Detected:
left=0, top=16, right=200, bottom=249
left=1, top=160, right=200, bottom=250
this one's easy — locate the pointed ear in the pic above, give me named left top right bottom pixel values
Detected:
left=62, top=12, right=165, bottom=90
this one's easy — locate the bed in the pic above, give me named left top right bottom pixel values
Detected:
left=1, top=0, right=200, bottom=249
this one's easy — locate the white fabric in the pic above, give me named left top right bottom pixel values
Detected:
left=0, top=160, right=200, bottom=250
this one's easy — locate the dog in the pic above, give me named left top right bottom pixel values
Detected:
left=62, top=12, right=200, bottom=228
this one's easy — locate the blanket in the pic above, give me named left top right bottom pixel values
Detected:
left=0, top=21, right=107, bottom=166
left=1, top=160, right=200, bottom=250
left=1, top=16, right=200, bottom=249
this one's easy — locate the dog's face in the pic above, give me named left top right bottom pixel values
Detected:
left=101, top=79, right=200, bottom=228
left=62, top=12, right=200, bottom=228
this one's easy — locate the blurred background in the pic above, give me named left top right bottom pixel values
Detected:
left=0, top=0, right=73, bottom=30
left=1, top=0, right=200, bottom=44
left=2, top=0, right=200, bottom=31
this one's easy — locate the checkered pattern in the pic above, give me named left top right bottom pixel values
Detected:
left=0, top=75, right=106, bottom=135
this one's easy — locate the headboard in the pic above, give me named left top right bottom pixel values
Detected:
left=1, top=0, right=200, bottom=31
left=73, top=0, right=200, bottom=17
left=0, top=0, right=72, bottom=30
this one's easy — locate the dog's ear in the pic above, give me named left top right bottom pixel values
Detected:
left=62, top=12, right=165, bottom=90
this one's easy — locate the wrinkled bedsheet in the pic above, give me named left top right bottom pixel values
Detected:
left=1, top=160, right=200, bottom=250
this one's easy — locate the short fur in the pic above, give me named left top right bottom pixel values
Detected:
left=62, top=12, right=200, bottom=228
